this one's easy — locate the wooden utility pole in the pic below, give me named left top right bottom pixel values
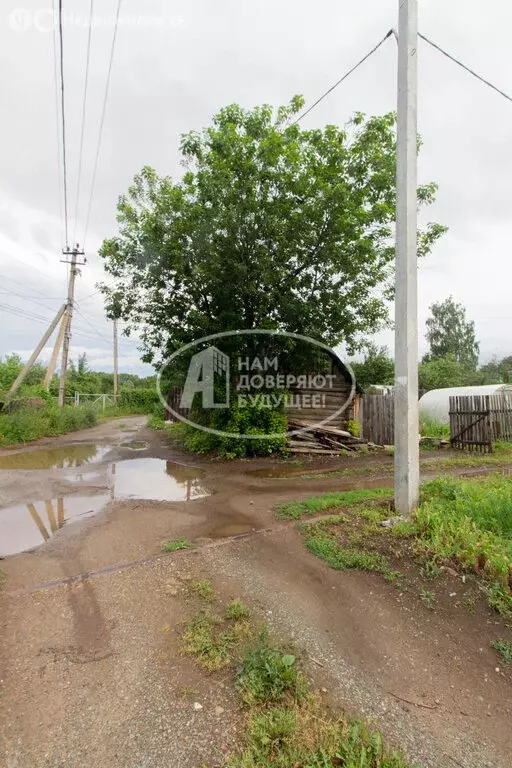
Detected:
left=7, top=303, right=67, bottom=399
left=394, top=0, right=419, bottom=517
left=58, top=245, right=86, bottom=406
left=113, top=317, right=119, bottom=403
left=43, top=309, right=68, bottom=389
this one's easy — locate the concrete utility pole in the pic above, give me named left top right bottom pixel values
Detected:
left=6, top=303, right=67, bottom=400
left=43, top=309, right=68, bottom=389
left=394, top=0, right=419, bottom=517
left=113, top=317, right=119, bottom=403
left=58, top=245, right=86, bottom=406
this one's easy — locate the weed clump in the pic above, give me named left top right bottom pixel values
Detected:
left=236, top=632, right=307, bottom=706
left=161, top=538, right=193, bottom=552
left=226, top=599, right=250, bottom=620
left=190, top=579, right=214, bottom=602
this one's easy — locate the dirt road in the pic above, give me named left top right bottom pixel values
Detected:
left=1, top=418, right=511, bottom=768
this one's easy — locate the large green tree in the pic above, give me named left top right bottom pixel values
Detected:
left=350, top=343, right=394, bottom=389
left=424, top=296, right=479, bottom=370
left=100, top=98, right=445, bottom=366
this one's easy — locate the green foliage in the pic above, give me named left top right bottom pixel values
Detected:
left=117, top=388, right=160, bottom=413
left=420, top=419, right=450, bottom=438
left=346, top=418, right=361, bottom=437
left=236, top=632, right=306, bottom=706
left=182, top=585, right=416, bottom=768
left=305, top=535, right=396, bottom=582
left=417, top=476, right=512, bottom=614
left=491, top=639, right=512, bottom=663
left=419, top=588, right=436, bottom=609
left=226, top=600, right=251, bottom=620
left=275, top=488, right=393, bottom=520
left=99, top=101, right=444, bottom=365
left=190, top=579, right=215, bottom=602
left=418, top=354, right=472, bottom=392
left=147, top=413, right=166, bottom=430
left=182, top=612, right=235, bottom=671
left=350, top=343, right=394, bottom=389
left=0, top=404, right=97, bottom=445
left=424, top=296, right=479, bottom=370
left=179, top=396, right=288, bottom=459
left=161, top=538, right=193, bottom=552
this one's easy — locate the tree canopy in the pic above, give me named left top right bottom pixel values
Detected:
left=99, top=98, right=446, bottom=367
left=350, top=344, right=394, bottom=389
left=424, top=296, right=479, bottom=370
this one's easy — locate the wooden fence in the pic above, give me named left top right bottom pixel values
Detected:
left=489, top=392, right=512, bottom=441
left=166, top=386, right=189, bottom=421
left=360, top=394, right=394, bottom=445
left=449, top=395, right=492, bottom=452
left=449, top=394, right=512, bottom=452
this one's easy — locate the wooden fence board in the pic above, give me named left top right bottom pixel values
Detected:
left=360, top=394, right=394, bottom=445
left=449, top=395, right=493, bottom=453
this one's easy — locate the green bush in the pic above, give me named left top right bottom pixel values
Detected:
left=117, top=388, right=160, bottom=413
left=0, top=404, right=97, bottom=446
left=180, top=395, right=288, bottom=459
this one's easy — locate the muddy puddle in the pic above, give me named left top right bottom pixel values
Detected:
left=247, top=466, right=309, bottom=478
left=0, top=444, right=112, bottom=470
left=0, top=457, right=209, bottom=556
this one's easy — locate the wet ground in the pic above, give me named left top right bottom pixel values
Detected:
left=1, top=417, right=511, bottom=768
left=0, top=425, right=209, bottom=556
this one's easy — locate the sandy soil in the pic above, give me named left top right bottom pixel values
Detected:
left=1, top=418, right=511, bottom=768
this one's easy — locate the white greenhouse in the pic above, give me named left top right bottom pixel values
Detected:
left=419, top=384, right=512, bottom=425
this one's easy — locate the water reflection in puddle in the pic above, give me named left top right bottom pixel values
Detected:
left=112, top=458, right=208, bottom=501
left=0, top=458, right=209, bottom=556
left=0, top=444, right=111, bottom=470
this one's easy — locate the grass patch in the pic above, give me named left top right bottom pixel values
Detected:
left=275, top=488, right=393, bottom=520
left=420, top=419, right=450, bottom=439
left=0, top=404, right=97, bottom=446
left=229, top=701, right=417, bottom=768
left=182, top=580, right=417, bottom=767
left=236, top=632, right=307, bottom=706
left=292, top=474, right=512, bottom=616
left=419, top=588, right=436, bottom=609
left=161, top=538, right=193, bottom=552
left=226, top=599, right=251, bottom=620
left=182, top=611, right=235, bottom=671
left=190, top=579, right=214, bottom=602
left=305, top=534, right=399, bottom=583
left=492, top=639, right=512, bottom=664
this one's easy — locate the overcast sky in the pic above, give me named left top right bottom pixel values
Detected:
left=1, top=0, right=511, bottom=375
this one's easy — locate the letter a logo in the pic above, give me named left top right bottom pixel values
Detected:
left=180, top=346, right=230, bottom=409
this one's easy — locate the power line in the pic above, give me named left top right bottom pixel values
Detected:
left=76, top=288, right=102, bottom=303
left=0, top=272, right=63, bottom=299
left=292, top=29, right=395, bottom=125
left=83, top=0, right=124, bottom=248
left=51, top=0, right=65, bottom=251
left=418, top=32, right=512, bottom=104
left=74, top=305, right=111, bottom=344
left=73, top=0, right=95, bottom=246
left=2, top=253, right=67, bottom=286
left=57, top=0, right=70, bottom=248
left=0, top=287, right=65, bottom=312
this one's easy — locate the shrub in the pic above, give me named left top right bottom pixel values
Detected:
left=117, top=388, right=160, bottom=413
left=0, top=404, right=97, bottom=446
left=180, top=394, right=288, bottom=459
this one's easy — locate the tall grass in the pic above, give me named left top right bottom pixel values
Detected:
left=0, top=404, right=97, bottom=446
